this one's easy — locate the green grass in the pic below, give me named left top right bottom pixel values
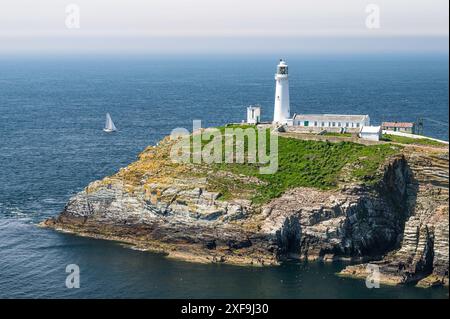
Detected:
left=382, top=134, right=446, bottom=147
left=322, top=132, right=353, bottom=138
left=193, top=126, right=401, bottom=204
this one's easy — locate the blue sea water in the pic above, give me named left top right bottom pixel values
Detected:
left=0, top=54, right=448, bottom=298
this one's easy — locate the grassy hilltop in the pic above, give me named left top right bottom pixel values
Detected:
left=382, top=134, right=446, bottom=147
left=193, top=125, right=402, bottom=203
left=98, top=125, right=405, bottom=205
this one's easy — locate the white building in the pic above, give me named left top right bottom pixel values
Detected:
left=359, top=126, right=382, bottom=141
left=291, top=114, right=370, bottom=130
left=246, top=59, right=372, bottom=135
left=247, top=105, right=261, bottom=124
left=273, top=59, right=290, bottom=124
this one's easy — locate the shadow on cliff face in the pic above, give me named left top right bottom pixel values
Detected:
left=270, top=156, right=420, bottom=263
left=379, top=155, right=418, bottom=251
left=345, top=155, right=418, bottom=258
left=275, top=215, right=301, bottom=258
left=274, top=155, right=420, bottom=263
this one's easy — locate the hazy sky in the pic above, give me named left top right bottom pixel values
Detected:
left=0, top=0, right=448, bottom=54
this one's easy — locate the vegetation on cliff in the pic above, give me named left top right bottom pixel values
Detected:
left=48, top=125, right=448, bottom=284
left=208, top=126, right=401, bottom=203
left=89, top=125, right=402, bottom=204
left=382, top=134, right=446, bottom=147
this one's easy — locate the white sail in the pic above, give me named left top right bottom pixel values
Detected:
left=104, top=113, right=117, bottom=132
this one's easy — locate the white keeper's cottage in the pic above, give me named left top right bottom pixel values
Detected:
left=289, top=114, right=370, bottom=130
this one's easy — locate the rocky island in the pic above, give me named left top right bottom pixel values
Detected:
left=41, top=127, right=449, bottom=288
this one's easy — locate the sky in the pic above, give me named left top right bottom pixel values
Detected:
left=0, top=0, right=448, bottom=54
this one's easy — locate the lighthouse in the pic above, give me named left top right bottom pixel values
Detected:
left=273, top=59, right=291, bottom=124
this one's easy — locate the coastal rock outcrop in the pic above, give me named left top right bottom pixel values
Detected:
left=260, top=155, right=411, bottom=262
left=339, top=150, right=449, bottom=287
left=41, top=136, right=449, bottom=287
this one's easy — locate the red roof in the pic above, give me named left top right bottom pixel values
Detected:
left=382, top=122, right=414, bottom=128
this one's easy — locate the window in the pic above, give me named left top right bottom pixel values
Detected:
left=304, top=121, right=309, bottom=127
left=332, top=122, right=336, bottom=127
left=356, top=123, right=360, bottom=128
left=278, top=66, right=288, bottom=75
left=321, top=122, right=325, bottom=127
left=314, top=121, right=318, bottom=127
left=338, top=122, right=341, bottom=127
left=328, top=122, right=331, bottom=127
left=346, top=122, right=349, bottom=127
left=351, top=123, right=354, bottom=128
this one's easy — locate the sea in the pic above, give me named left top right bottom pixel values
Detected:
left=0, top=54, right=448, bottom=298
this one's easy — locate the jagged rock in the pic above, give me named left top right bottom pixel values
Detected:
left=339, top=150, right=449, bottom=287
left=41, top=138, right=449, bottom=287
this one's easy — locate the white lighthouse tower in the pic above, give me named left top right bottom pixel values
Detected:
left=273, top=59, right=290, bottom=124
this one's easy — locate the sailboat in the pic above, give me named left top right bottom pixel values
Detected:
left=103, top=113, right=117, bottom=133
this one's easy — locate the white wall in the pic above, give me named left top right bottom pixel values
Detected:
left=360, top=132, right=380, bottom=141
left=294, top=119, right=363, bottom=128
left=247, top=107, right=260, bottom=124
left=273, top=76, right=290, bottom=124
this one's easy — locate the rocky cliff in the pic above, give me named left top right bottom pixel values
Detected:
left=339, top=149, right=449, bottom=287
left=41, top=135, right=449, bottom=287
